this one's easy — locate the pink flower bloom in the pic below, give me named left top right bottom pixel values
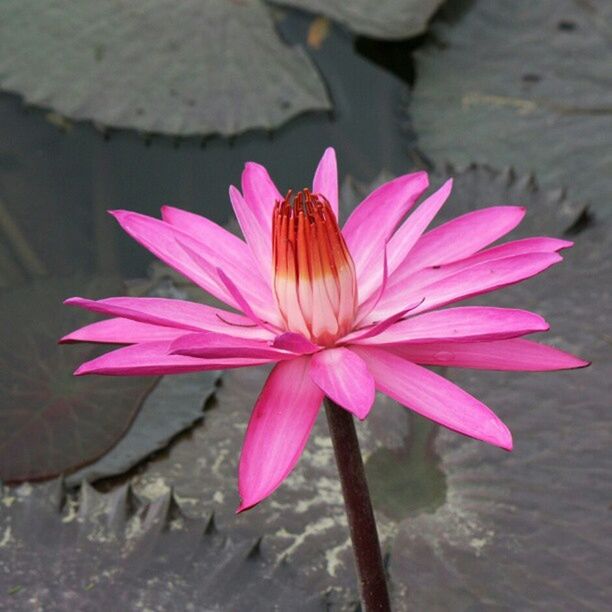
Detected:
left=63, top=147, right=588, bottom=511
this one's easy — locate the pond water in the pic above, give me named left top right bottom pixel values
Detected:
left=0, top=11, right=414, bottom=282
left=0, top=3, right=610, bottom=611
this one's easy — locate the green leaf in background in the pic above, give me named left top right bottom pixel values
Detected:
left=0, top=0, right=331, bottom=137
left=412, top=0, right=612, bottom=218
left=268, top=0, right=445, bottom=39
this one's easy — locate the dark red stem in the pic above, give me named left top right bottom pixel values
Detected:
left=324, top=397, right=391, bottom=611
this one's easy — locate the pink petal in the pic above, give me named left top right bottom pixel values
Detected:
left=341, top=299, right=424, bottom=344
left=110, top=210, right=234, bottom=307
left=399, top=206, right=527, bottom=278
left=229, top=186, right=272, bottom=283
left=112, top=209, right=274, bottom=319
left=357, top=306, right=549, bottom=345
left=312, top=147, right=339, bottom=218
left=439, top=237, right=573, bottom=274
left=387, top=179, right=453, bottom=274
left=309, top=348, right=375, bottom=420
left=170, top=331, right=297, bottom=360
left=342, top=171, right=429, bottom=296
left=215, top=268, right=281, bottom=332
left=353, top=346, right=513, bottom=450
left=390, top=338, right=590, bottom=371
left=272, top=332, right=319, bottom=354
left=390, top=236, right=572, bottom=293
left=168, top=222, right=275, bottom=320
left=74, top=341, right=272, bottom=376
left=241, top=162, right=283, bottom=240
left=176, top=240, right=282, bottom=328
left=161, top=204, right=265, bottom=285
left=355, top=247, right=388, bottom=320
left=367, top=252, right=562, bottom=322
left=60, top=318, right=188, bottom=344
left=238, top=357, right=323, bottom=511
left=64, top=296, right=273, bottom=340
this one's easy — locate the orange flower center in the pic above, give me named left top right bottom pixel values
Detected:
left=272, top=189, right=358, bottom=346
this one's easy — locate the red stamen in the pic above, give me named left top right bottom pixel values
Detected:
left=272, top=190, right=357, bottom=345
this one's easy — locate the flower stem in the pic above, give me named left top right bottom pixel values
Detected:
left=324, top=397, right=391, bottom=611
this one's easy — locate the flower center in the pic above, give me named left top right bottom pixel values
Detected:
left=272, top=189, right=358, bottom=346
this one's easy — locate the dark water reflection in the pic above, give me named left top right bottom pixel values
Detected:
left=0, top=11, right=415, bottom=285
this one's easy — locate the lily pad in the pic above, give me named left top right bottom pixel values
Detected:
left=0, top=9, right=416, bottom=286
left=0, top=479, right=323, bottom=610
left=382, top=168, right=610, bottom=609
left=0, top=0, right=331, bottom=137
left=412, top=0, right=612, bottom=217
left=0, top=276, right=159, bottom=482
left=389, top=220, right=611, bottom=610
left=269, top=0, right=445, bottom=39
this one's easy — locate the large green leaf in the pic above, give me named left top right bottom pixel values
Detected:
left=390, top=224, right=611, bottom=609
left=0, top=0, right=331, bottom=137
left=412, top=0, right=612, bottom=217
left=0, top=10, right=416, bottom=289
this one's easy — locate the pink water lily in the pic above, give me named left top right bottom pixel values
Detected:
left=62, top=147, right=588, bottom=511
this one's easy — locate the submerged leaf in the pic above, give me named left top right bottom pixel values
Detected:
left=0, top=277, right=158, bottom=482
left=365, top=414, right=446, bottom=521
left=412, top=0, right=612, bottom=217
left=0, top=0, right=331, bottom=136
